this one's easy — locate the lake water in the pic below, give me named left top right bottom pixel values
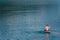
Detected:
left=0, top=0, right=60, bottom=40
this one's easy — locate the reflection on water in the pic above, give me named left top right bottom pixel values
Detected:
left=45, top=32, right=50, bottom=40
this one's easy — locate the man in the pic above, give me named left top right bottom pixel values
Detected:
left=44, top=24, right=50, bottom=31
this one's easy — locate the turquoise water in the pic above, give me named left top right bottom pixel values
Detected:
left=0, top=0, right=60, bottom=40
left=1, top=10, right=60, bottom=40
